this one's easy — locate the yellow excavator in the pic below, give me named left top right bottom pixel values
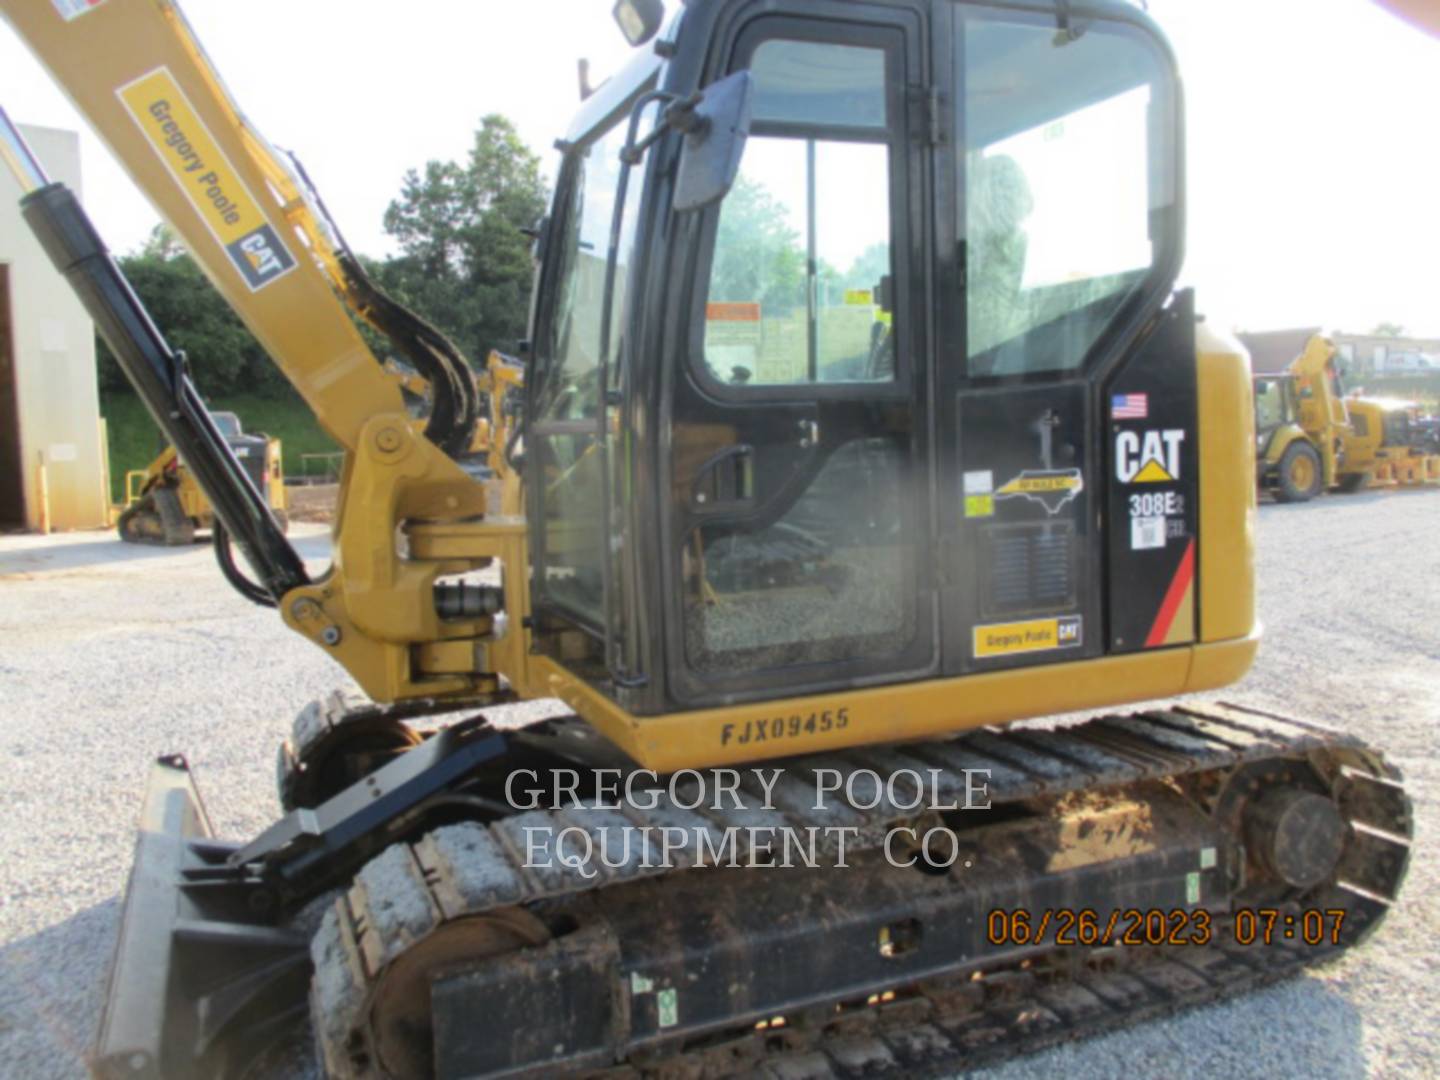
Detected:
left=0, top=2, right=1413, bottom=1078
left=1255, top=334, right=1440, bottom=501
left=118, top=411, right=288, bottom=545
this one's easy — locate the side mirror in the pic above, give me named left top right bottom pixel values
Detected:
left=673, top=72, right=754, bottom=213
left=613, top=0, right=665, bottom=47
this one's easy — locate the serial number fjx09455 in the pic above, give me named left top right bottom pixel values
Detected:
left=720, top=708, right=850, bottom=746
left=987, top=908, right=1348, bottom=948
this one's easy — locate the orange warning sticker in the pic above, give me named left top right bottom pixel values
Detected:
left=706, top=302, right=761, bottom=323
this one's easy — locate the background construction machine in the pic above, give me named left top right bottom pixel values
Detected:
left=0, top=1, right=1414, bottom=1078
left=1341, top=394, right=1440, bottom=488
left=117, top=410, right=288, bottom=544
left=1255, top=334, right=1440, bottom=501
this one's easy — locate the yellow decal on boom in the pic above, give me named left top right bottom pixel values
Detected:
left=117, top=68, right=296, bottom=291
left=974, top=616, right=1083, bottom=659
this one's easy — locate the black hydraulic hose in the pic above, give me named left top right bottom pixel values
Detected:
left=283, top=151, right=480, bottom=460
left=338, top=253, right=480, bottom=458
left=213, top=521, right=278, bottom=608
left=18, top=181, right=309, bottom=602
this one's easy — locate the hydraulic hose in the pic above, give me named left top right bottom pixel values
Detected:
left=213, top=521, right=278, bottom=608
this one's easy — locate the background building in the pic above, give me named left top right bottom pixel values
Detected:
left=1235, top=327, right=1323, bottom=375
left=1237, top=326, right=1440, bottom=377
left=0, top=123, right=109, bottom=532
left=1331, top=331, right=1440, bottom=374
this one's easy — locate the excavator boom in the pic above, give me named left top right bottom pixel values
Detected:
left=3, top=0, right=406, bottom=449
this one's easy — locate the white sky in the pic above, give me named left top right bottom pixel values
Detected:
left=3, top=0, right=1437, bottom=338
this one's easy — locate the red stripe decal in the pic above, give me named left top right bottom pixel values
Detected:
left=1145, top=539, right=1196, bottom=648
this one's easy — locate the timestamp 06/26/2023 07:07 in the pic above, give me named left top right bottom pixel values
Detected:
left=985, top=907, right=1349, bottom=949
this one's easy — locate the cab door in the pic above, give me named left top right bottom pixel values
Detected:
left=664, top=3, right=936, bottom=707
left=938, top=5, right=1183, bottom=675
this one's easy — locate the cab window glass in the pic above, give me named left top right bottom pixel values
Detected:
left=684, top=437, right=916, bottom=673
left=1254, top=380, right=1287, bottom=430
left=751, top=40, right=886, bottom=126
left=534, top=118, right=642, bottom=623
left=702, top=40, right=895, bottom=387
left=537, top=121, right=632, bottom=422
left=962, top=12, right=1173, bottom=376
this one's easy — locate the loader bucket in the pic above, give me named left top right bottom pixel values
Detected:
left=93, top=756, right=311, bottom=1080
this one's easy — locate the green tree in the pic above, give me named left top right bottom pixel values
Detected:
left=98, top=225, right=275, bottom=397
left=1371, top=322, right=1405, bottom=337
left=844, top=242, right=890, bottom=293
left=380, top=115, right=548, bottom=362
left=709, top=176, right=807, bottom=314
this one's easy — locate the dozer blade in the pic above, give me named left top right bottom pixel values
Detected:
left=93, top=756, right=310, bottom=1080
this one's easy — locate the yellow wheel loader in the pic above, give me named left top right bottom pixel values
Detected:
left=0, top=2, right=1413, bottom=1078
left=1255, top=335, right=1440, bottom=501
left=117, top=411, right=288, bottom=545
left=1254, top=372, right=1325, bottom=502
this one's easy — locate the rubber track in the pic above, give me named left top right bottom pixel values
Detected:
left=309, top=701, right=1412, bottom=1078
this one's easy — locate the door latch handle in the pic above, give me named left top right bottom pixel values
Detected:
left=798, top=419, right=820, bottom=449
left=692, top=444, right=754, bottom=508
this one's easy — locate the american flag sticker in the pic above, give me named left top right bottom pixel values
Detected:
left=1112, top=393, right=1149, bottom=420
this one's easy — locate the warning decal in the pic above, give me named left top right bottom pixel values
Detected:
left=117, top=68, right=296, bottom=292
left=706, top=302, right=761, bottom=322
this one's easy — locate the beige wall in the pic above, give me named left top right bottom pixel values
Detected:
left=0, top=124, right=109, bottom=531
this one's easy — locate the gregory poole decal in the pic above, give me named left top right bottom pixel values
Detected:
left=117, top=68, right=297, bottom=291
left=974, top=615, right=1083, bottom=659
left=1116, top=429, right=1186, bottom=484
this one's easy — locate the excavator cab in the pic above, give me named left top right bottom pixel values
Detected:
left=527, top=0, right=1217, bottom=723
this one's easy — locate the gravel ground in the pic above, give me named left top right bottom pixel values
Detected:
left=1, top=489, right=1436, bottom=1079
